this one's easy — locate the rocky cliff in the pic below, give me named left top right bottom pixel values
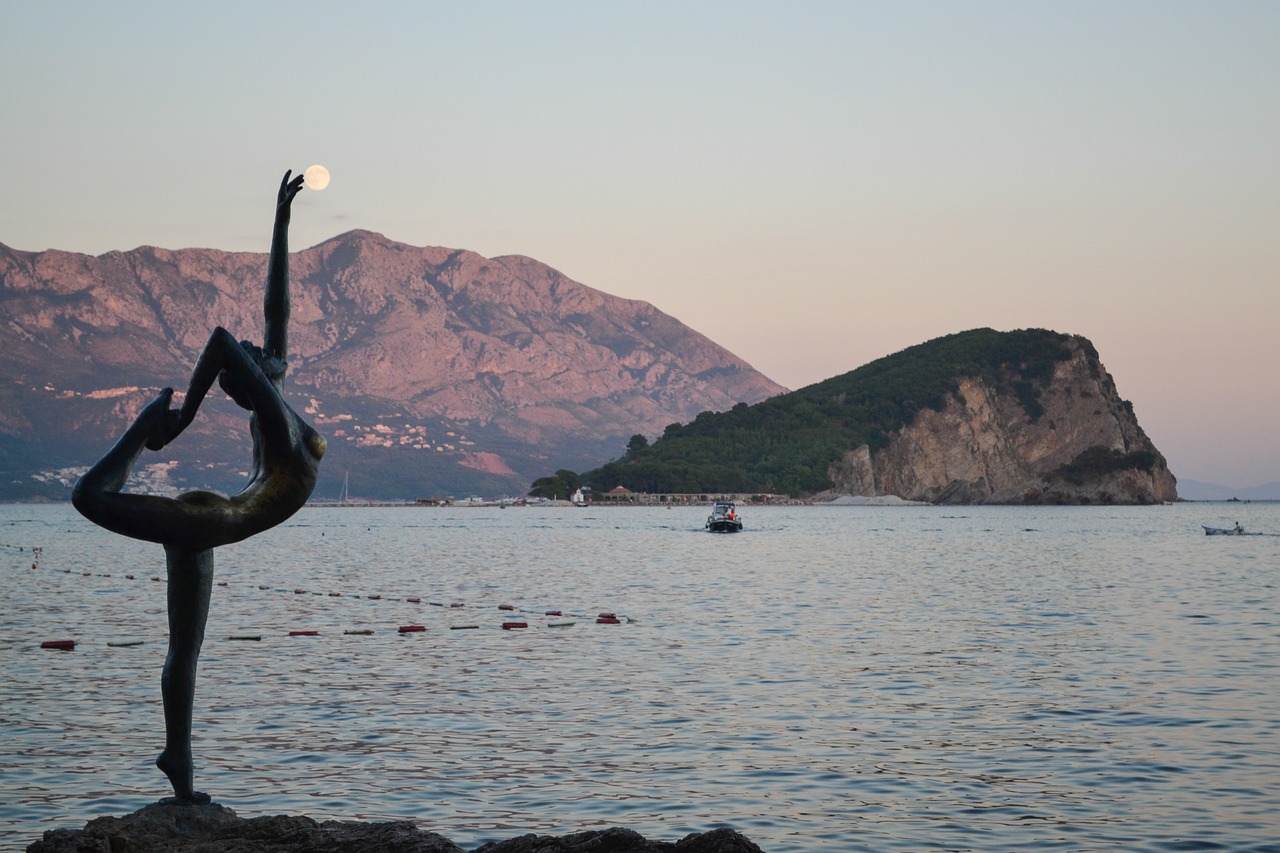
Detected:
left=0, top=232, right=784, bottom=501
left=581, top=328, right=1175, bottom=504
left=824, top=335, right=1177, bottom=504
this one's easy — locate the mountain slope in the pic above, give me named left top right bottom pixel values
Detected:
left=0, top=231, right=784, bottom=501
left=581, top=328, right=1177, bottom=505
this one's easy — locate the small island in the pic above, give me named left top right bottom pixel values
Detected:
left=533, top=328, right=1177, bottom=506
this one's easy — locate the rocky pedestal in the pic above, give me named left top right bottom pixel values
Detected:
left=27, top=803, right=766, bottom=853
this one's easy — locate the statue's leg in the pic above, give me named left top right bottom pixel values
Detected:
left=156, top=545, right=214, bottom=805
left=73, top=389, right=172, bottom=504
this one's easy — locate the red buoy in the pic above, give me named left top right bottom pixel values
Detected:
left=41, top=639, right=75, bottom=650
left=596, top=617, right=621, bottom=625
left=329, top=592, right=342, bottom=597
left=288, top=630, right=319, bottom=637
left=598, top=612, right=616, bottom=619
left=502, top=621, right=528, bottom=630
left=367, top=594, right=382, bottom=600
left=294, top=588, right=307, bottom=594
left=498, top=604, right=515, bottom=611
left=450, top=602, right=465, bottom=608
left=406, top=597, right=421, bottom=604
left=398, top=625, right=426, bottom=633
left=545, top=610, right=562, bottom=616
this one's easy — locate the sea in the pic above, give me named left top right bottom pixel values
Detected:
left=1, top=501, right=1277, bottom=852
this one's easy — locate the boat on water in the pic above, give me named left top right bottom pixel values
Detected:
left=706, top=501, right=744, bottom=533
left=1203, top=524, right=1261, bottom=536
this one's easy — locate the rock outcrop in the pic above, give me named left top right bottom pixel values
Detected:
left=26, top=802, right=766, bottom=853
left=823, top=335, right=1177, bottom=504
left=0, top=232, right=784, bottom=500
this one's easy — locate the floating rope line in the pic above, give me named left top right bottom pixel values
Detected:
left=11, top=540, right=636, bottom=651
left=32, top=610, right=628, bottom=651
left=36, top=568, right=634, bottom=622
left=1, top=541, right=44, bottom=571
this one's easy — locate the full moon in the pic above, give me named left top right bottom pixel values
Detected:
left=303, top=164, right=330, bottom=191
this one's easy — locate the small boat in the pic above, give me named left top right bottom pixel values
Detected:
left=706, top=501, right=743, bottom=533
left=1203, top=524, right=1261, bottom=536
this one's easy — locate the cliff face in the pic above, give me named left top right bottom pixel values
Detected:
left=826, top=338, right=1177, bottom=504
left=0, top=232, right=784, bottom=500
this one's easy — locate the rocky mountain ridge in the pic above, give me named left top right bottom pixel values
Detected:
left=0, top=232, right=784, bottom=501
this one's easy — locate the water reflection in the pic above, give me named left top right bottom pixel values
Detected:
left=2, top=503, right=1278, bottom=851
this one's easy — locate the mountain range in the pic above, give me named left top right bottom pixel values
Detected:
left=0, top=231, right=784, bottom=501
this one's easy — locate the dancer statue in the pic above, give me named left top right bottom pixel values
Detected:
left=72, top=170, right=325, bottom=804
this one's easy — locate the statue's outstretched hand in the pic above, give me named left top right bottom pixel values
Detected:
left=277, top=170, right=305, bottom=213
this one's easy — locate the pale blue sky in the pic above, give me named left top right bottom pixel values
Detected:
left=3, top=2, right=1277, bottom=487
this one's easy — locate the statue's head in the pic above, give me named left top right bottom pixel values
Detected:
left=219, top=340, right=286, bottom=409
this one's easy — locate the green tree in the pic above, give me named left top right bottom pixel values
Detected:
left=528, top=476, right=562, bottom=499
left=528, top=469, right=582, bottom=500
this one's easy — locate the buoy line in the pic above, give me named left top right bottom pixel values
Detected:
left=31, top=608, right=630, bottom=652
left=13, top=551, right=634, bottom=623
left=11, top=542, right=636, bottom=652
left=2, top=541, right=44, bottom=571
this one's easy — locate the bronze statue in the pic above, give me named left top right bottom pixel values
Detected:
left=72, top=170, right=325, bottom=804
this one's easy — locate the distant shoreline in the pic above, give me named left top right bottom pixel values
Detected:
left=4, top=497, right=1277, bottom=508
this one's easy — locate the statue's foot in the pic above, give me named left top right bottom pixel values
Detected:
left=157, top=791, right=212, bottom=806
left=156, top=746, right=200, bottom=804
left=142, top=388, right=176, bottom=451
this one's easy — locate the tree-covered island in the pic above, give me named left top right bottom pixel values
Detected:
left=529, top=328, right=1177, bottom=505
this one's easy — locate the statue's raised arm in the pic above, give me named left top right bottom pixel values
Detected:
left=264, top=170, right=305, bottom=369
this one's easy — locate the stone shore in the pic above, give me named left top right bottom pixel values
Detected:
left=26, top=802, right=766, bottom=853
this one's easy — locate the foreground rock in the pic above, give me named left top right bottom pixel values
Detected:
left=27, top=803, right=766, bottom=853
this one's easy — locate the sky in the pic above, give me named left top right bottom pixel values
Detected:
left=3, top=1, right=1277, bottom=488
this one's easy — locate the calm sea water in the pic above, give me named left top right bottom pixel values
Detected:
left=1, top=502, right=1277, bottom=852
